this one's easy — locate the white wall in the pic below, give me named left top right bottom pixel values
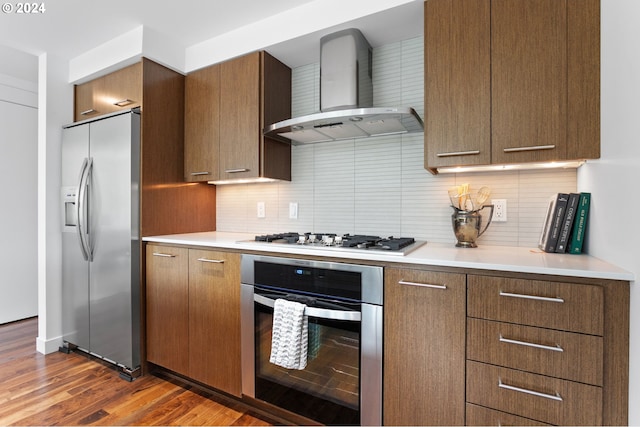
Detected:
left=36, top=53, right=73, bottom=354
left=0, top=73, right=38, bottom=324
left=579, top=0, right=640, bottom=422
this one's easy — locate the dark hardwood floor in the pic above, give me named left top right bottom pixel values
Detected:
left=0, top=317, right=273, bottom=426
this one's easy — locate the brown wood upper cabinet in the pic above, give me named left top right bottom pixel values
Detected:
left=424, top=0, right=600, bottom=173
left=74, top=63, right=142, bottom=121
left=73, top=58, right=217, bottom=236
left=184, top=51, right=292, bottom=182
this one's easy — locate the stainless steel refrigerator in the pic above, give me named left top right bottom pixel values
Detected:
left=60, top=108, right=141, bottom=380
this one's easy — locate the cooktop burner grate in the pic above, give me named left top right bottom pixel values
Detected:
left=253, top=232, right=420, bottom=253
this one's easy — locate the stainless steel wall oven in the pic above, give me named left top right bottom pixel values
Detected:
left=241, top=254, right=383, bottom=426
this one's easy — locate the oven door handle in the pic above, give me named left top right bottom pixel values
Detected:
left=254, top=293, right=361, bottom=322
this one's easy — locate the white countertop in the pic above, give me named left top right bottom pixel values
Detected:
left=143, top=231, right=634, bottom=282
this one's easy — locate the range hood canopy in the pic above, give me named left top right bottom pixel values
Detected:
left=265, top=28, right=424, bottom=145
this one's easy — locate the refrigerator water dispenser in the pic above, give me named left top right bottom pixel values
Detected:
left=61, top=186, right=77, bottom=230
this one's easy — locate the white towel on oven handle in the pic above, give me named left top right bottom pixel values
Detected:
left=269, top=298, right=308, bottom=370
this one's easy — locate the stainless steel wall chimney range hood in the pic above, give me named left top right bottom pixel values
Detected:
left=264, top=28, right=424, bottom=145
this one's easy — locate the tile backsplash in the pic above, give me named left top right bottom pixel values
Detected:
left=216, top=37, right=577, bottom=248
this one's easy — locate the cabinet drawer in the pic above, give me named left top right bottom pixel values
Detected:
left=467, top=275, right=603, bottom=335
left=466, top=403, right=550, bottom=426
left=467, top=318, right=603, bottom=385
left=466, top=361, right=602, bottom=426
left=387, top=268, right=466, bottom=291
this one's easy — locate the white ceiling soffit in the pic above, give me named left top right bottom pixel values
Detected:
left=0, top=0, right=315, bottom=58
left=185, top=0, right=423, bottom=71
left=0, top=0, right=422, bottom=83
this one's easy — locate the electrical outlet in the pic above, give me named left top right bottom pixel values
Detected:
left=257, top=202, right=266, bottom=218
left=289, top=202, right=298, bottom=219
left=492, top=199, right=507, bottom=222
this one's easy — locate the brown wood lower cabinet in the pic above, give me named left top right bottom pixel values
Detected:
left=466, top=273, right=629, bottom=426
left=146, top=245, right=189, bottom=374
left=147, top=249, right=629, bottom=425
left=383, top=267, right=466, bottom=425
left=146, top=244, right=241, bottom=397
left=188, top=248, right=241, bottom=396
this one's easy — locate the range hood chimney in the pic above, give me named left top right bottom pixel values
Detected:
left=264, top=28, right=424, bottom=145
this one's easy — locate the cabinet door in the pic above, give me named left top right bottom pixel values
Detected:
left=73, top=62, right=142, bottom=122
left=219, top=52, right=261, bottom=180
left=184, top=64, right=220, bottom=182
left=74, top=79, right=103, bottom=121
left=383, top=268, right=466, bottom=425
left=491, top=0, right=567, bottom=164
left=188, top=249, right=242, bottom=396
left=424, top=0, right=491, bottom=171
left=101, top=63, right=142, bottom=112
left=145, top=244, right=189, bottom=375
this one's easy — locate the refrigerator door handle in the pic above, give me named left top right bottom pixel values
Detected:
left=76, top=157, right=93, bottom=262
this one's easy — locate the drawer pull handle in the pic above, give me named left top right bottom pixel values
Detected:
left=499, top=335, right=564, bottom=352
left=436, top=150, right=481, bottom=158
left=498, top=379, right=563, bottom=401
left=80, top=108, right=97, bottom=116
left=225, top=168, right=250, bottom=173
left=499, top=291, right=564, bottom=303
left=190, top=171, right=210, bottom=176
left=398, top=280, right=447, bottom=290
left=197, top=258, right=225, bottom=264
left=152, top=252, right=176, bottom=258
left=503, top=144, right=556, bottom=153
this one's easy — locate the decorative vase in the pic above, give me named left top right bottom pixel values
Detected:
left=451, top=205, right=494, bottom=248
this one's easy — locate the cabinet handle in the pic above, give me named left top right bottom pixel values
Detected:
left=503, top=144, right=555, bottom=153
left=190, top=171, right=210, bottom=176
left=80, top=108, right=97, bottom=116
left=436, top=150, right=481, bottom=158
left=498, top=379, right=563, bottom=401
left=113, top=99, right=134, bottom=107
left=224, top=168, right=250, bottom=173
left=197, top=258, right=225, bottom=264
left=499, top=291, right=564, bottom=303
left=499, top=335, right=564, bottom=352
left=398, top=280, right=447, bottom=290
left=152, top=252, right=176, bottom=258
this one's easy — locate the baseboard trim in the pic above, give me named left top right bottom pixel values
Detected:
left=36, top=335, right=63, bottom=355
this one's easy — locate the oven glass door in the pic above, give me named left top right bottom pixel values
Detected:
left=254, top=289, right=361, bottom=425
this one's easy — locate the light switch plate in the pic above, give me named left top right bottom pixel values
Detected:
left=289, top=202, right=298, bottom=219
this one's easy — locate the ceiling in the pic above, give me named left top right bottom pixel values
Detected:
left=0, top=0, right=423, bottom=83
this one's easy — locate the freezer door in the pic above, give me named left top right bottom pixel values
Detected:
left=61, top=124, right=90, bottom=350
left=88, top=112, right=141, bottom=369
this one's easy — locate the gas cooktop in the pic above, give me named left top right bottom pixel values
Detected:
left=246, top=232, right=426, bottom=256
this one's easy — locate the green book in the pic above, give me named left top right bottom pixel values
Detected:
left=568, top=193, right=591, bottom=254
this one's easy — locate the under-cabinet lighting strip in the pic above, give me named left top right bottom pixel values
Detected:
left=208, top=177, right=278, bottom=185
left=436, top=160, right=585, bottom=174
